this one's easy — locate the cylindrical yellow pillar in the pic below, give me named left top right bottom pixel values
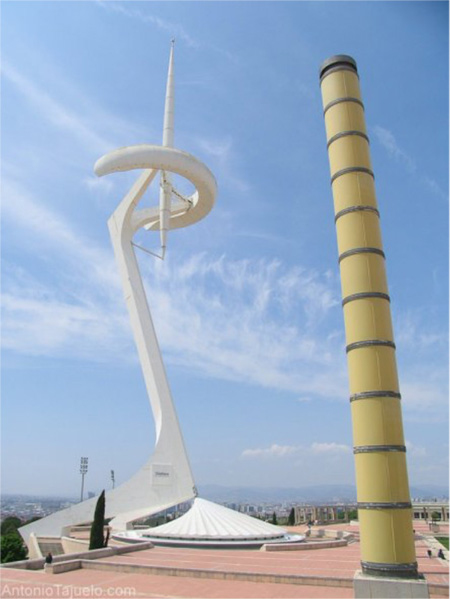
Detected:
left=319, top=55, right=418, bottom=579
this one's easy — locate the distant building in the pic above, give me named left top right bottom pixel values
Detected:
left=412, top=502, right=448, bottom=522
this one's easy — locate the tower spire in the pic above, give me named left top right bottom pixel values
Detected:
left=159, top=40, right=175, bottom=258
left=162, top=39, right=175, bottom=148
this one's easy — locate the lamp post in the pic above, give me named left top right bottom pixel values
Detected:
left=111, top=470, right=115, bottom=489
left=80, top=457, right=88, bottom=502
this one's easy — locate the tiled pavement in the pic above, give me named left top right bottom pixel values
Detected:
left=1, top=523, right=448, bottom=599
left=0, top=566, right=354, bottom=598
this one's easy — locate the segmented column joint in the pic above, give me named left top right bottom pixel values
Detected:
left=331, top=166, right=374, bottom=185
left=353, top=445, right=406, bottom=454
left=320, top=65, right=359, bottom=84
left=350, top=390, right=401, bottom=402
left=357, top=502, right=412, bottom=510
left=338, top=247, right=385, bottom=263
left=323, top=97, right=364, bottom=115
left=346, top=339, right=396, bottom=353
left=327, top=130, right=369, bottom=149
left=334, top=205, right=379, bottom=223
left=342, top=292, right=390, bottom=307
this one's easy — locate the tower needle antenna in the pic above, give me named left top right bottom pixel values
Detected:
left=159, top=40, right=175, bottom=259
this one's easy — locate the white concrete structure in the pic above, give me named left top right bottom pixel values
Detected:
left=114, top=498, right=304, bottom=548
left=20, top=42, right=217, bottom=546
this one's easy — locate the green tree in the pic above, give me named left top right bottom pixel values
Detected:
left=431, top=511, right=441, bottom=522
left=288, top=508, right=295, bottom=526
left=89, top=490, right=107, bottom=550
left=1, top=532, right=28, bottom=563
left=1, top=516, right=22, bottom=536
left=271, top=511, right=278, bottom=525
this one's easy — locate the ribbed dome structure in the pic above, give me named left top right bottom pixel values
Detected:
left=146, top=498, right=287, bottom=541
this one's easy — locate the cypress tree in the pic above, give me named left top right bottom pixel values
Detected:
left=89, top=490, right=106, bottom=550
left=271, top=511, right=278, bottom=525
left=288, top=507, right=295, bottom=526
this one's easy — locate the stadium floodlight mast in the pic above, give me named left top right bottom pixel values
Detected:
left=79, top=457, right=88, bottom=503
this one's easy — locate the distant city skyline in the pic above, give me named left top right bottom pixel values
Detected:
left=2, top=1, right=448, bottom=496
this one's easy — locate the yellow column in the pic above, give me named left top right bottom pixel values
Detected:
left=319, top=55, right=418, bottom=579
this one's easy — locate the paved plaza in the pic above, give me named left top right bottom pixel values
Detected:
left=1, top=522, right=448, bottom=598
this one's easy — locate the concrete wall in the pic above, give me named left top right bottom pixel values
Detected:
left=61, top=536, right=89, bottom=554
left=1, top=540, right=153, bottom=571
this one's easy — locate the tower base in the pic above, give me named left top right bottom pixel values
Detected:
left=354, top=570, right=429, bottom=598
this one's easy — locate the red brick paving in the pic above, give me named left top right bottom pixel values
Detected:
left=0, top=567, right=354, bottom=598
left=1, top=522, right=448, bottom=598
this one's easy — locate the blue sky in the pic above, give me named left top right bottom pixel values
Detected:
left=1, top=1, right=448, bottom=497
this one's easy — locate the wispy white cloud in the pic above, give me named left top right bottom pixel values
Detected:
left=372, top=125, right=416, bottom=173
left=401, top=376, right=448, bottom=414
left=241, top=441, right=351, bottom=459
left=1, top=59, right=147, bottom=167
left=1, top=177, right=118, bottom=291
left=3, top=170, right=447, bottom=420
left=310, top=442, right=351, bottom=455
left=83, top=175, right=115, bottom=195
left=2, top=172, right=346, bottom=398
left=144, top=254, right=347, bottom=398
left=242, top=444, right=298, bottom=458
left=1, top=285, right=130, bottom=361
left=3, top=172, right=447, bottom=420
left=372, top=125, right=447, bottom=201
left=196, top=137, right=233, bottom=159
left=194, top=135, right=250, bottom=193
left=395, top=309, right=447, bottom=354
left=405, top=440, right=427, bottom=459
left=422, top=176, right=448, bottom=201
left=1, top=177, right=129, bottom=360
left=96, top=1, right=199, bottom=48
left=1, top=61, right=111, bottom=154
left=95, top=1, right=240, bottom=65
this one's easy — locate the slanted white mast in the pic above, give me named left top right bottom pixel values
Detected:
left=159, top=39, right=175, bottom=259
left=18, top=44, right=302, bottom=552
left=162, top=39, right=175, bottom=147
left=19, top=42, right=216, bottom=547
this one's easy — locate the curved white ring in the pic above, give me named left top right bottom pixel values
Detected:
left=94, top=144, right=217, bottom=230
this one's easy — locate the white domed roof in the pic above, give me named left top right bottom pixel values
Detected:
left=146, top=498, right=286, bottom=541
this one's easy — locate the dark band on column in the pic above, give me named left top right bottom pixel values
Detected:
left=357, top=502, right=412, bottom=509
left=342, top=292, right=390, bottom=306
left=327, top=130, right=369, bottom=149
left=323, top=96, right=364, bottom=115
left=320, top=55, right=358, bottom=82
left=354, top=445, right=406, bottom=454
left=338, top=247, right=385, bottom=263
left=335, top=205, right=379, bottom=223
left=350, top=390, right=401, bottom=402
left=331, top=166, right=374, bottom=185
left=361, top=561, right=419, bottom=579
left=320, top=65, right=359, bottom=83
left=346, top=339, right=396, bottom=353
